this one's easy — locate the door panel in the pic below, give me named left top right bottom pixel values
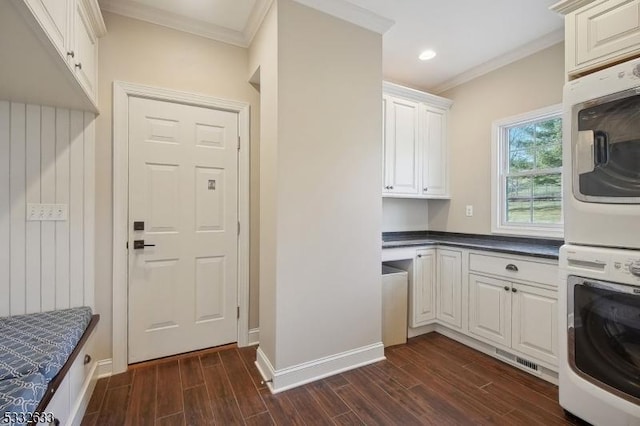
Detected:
left=469, top=274, right=511, bottom=347
left=412, top=249, right=436, bottom=326
left=128, top=97, right=238, bottom=363
left=512, top=284, right=558, bottom=365
left=422, top=106, right=447, bottom=196
left=436, top=249, right=462, bottom=328
left=385, top=97, right=420, bottom=195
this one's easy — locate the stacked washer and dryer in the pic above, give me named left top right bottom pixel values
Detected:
left=560, top=58, right=640, bottom=425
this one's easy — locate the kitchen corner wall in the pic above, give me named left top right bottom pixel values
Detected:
left=95, top=12, right=261, bottom=362
left=428, top=42, right=565, bottom=234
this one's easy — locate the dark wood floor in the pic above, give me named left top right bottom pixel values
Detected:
left=82, top=333, right=582, bottom=426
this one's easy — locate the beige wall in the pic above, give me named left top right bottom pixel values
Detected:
left=260, top=0, right=384, bottom=372
left=382, top=198, right=428, bottom=232
left=95, top=12, right=260, bottom=360
left=428, top=43, right=565, bottom=235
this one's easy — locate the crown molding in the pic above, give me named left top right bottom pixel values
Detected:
left=431, top=28, right=565, bottom=95
left=82, top=0, right=107, bottom=37
left=292, top=0, right=394, bottom=34
left=98, top=0, right=249, bottom=47
left=549, top=0, right=596, bottom=15
left=243, top=0, right=273, bottom=46
left=383, top=81, right=453, bottom=109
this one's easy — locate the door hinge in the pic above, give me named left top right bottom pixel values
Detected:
left=237, top=306, right=240, bottom=319
left=238, top=221, right=240, bottom=236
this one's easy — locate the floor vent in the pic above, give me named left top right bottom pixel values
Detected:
left=495, top=349, right=541, bottom=375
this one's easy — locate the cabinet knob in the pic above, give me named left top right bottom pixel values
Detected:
left=505, top=264, right=518, bottom=272
left=84, top=354, right=92, bottom=365
left=384, top=186, right=390, bottom=190
left=66, top=50, right=75, bottom=58
left=389, top=186, right=394, bottom=190
left=423, top=187, right=428, bottom=192
left=417, top=254, right=422, bottom=258
left=503, top=286, right=510, bottom=291
left=75, top=62, right=82, bottom=70
left=511, top=287, right=518, bottom=293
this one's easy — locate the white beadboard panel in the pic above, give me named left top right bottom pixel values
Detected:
left=55, top=108, right=70, bottom=310
left=40, top=106, right=57, bottom=312
left=10, top=103, right=26, bottom=315
left=83, top=112, right=95, bottom=309
left=0, top=101, right=10, bottom=317
left=25, top=104, right=42, bottom=314
left=0, top=101, right=95, bottom=317
left=69, top=110, right=84, bottom=308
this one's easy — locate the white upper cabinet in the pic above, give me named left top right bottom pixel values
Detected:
left=553, top=0, right=640, bottom=78
left=383, top=95, right=421, bottom=195
left=382, top=82, right=453, bottom=199
left=25, top=0, right=72, bottom=57
left=0, top=0, right=105, bottom=112
left=422, top=106, right=448, bottom=196
left=72, top=0, right=98, bottom=98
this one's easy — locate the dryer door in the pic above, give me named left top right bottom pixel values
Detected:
left=568, top=275, right=640, bottom=404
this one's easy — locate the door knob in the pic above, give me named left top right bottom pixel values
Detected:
left=133, top=240, right=155, bottom=250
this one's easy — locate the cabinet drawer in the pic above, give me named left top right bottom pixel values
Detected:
left=469, top=253, right=558, bottom=287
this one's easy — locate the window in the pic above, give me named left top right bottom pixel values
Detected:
left=492, top=104, right=563, bottom=238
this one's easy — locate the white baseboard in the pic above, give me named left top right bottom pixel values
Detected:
left=68, top=360, right=99, bottom=426
left=407, top=323, right=436, bottom=338
left=247, top=328, right=260, bottom=346
left=97, top=359, right=113, bottom=378
left=255, top=342, right=385, bottom=393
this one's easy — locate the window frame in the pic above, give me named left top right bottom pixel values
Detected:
left=491, top=104, right=563, bottom=239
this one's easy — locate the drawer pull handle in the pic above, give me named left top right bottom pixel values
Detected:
left=84, top=354, right=92, bottom=365
left=505, top=264, right=518, bottom=272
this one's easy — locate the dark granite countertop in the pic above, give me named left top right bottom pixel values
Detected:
left=382, top=231, right=563, bottom=260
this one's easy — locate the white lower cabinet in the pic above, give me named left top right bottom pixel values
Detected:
left=511, top=283, right=558, bottom=366
left=468, top=273, right=558, bottom=367
left=468, top=274, right=511, bottom=347
left=411, top=249, right=436, bottom=327
left=436, top=249, right=462, bottom=329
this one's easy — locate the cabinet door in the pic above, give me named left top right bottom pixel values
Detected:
left=468, top=274, right=511, bottom=347
left=411, top=249, right=436, bottom=327
left=72, top=0, right=97, bottom=100
left=436, top=249, right=462, bottom=328
left=511, top=283, right=558, bottom=366
left=383, top=96, right=420, bottom=195
left=572, top=0, right=640, bottom=74
left=422, top=105, right=448, bottom=196
left=25, top=0, right=71, bottom=57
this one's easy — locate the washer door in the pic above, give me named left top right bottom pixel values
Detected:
left=568, top=276, right=640, bottom=403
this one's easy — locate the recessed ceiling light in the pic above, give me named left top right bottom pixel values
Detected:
left=419, top=49, right=437, bottom=61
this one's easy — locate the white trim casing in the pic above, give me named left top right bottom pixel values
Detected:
left=248, top=328, right=260, bottom=346
left=112, top=81, right=251, bottom=374
left=255, top=343, right=385, bottom=394
left=549, top=0, right=597, bottom=15
left=491, top=104, right=564, bottom=239
left=97, top=359, right=113, bottom=379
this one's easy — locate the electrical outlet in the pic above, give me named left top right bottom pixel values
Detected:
left=465, top=205, right=473, bottom=217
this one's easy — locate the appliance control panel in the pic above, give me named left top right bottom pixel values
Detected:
left=561, top=245, right=640, bottom=286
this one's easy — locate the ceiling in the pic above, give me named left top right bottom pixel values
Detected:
left=98, top=0, right=565, bottom=93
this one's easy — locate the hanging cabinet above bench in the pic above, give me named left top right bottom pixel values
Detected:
left=0, top=0, right=106, bottom=113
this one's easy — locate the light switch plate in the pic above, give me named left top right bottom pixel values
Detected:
left=27, top=203, right=68, bottom=221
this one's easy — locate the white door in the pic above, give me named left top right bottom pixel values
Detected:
left=384, top=96, right=420, bottom=195
left=128, top=97, right=239, bottom=364
left=436, top=249, right=462, bottom=328
left=411, top=249, right=436, bottom=327
left=468, top=274, right=511, bottom=347
left=511, top=283, right=558, bottom=366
